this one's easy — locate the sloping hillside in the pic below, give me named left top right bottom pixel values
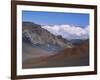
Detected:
left=23, top=40, right=89, bottom=68
left=22, top=22, right=72, bottom=52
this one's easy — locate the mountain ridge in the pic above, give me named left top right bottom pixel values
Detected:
left=22, top=21, right=89, bottom=68
left=22, top=21, right=73, bottom=52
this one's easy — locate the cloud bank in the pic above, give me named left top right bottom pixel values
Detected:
left=42, top=24, right=89, bottom=40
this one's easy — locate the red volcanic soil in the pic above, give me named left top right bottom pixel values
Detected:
left=50, top=41, right=89, bottom=59
left=22, top=41, right=89, bottom=69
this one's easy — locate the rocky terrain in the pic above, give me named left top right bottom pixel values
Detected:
left=22, top=22, right=73, bottom=52
left=22, top=21, right=89, bottom=69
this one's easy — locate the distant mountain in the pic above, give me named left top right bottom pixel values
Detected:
left=22, top=22, right=73, bottom=52
left=70, top=39, right=89, bottom=45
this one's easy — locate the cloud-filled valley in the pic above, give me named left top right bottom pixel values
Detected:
left=42, top=24, right=89, bottom=40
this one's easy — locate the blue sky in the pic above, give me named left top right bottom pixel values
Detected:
left=22, top=11, right=89, bottom=27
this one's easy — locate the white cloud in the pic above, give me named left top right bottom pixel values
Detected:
left=42, top=24, right=89, bottom=40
